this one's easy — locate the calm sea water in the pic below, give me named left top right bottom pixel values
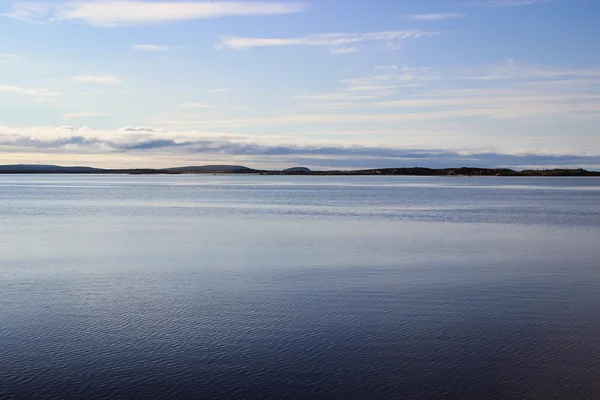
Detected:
left=1, top=175, right=599, bottom=399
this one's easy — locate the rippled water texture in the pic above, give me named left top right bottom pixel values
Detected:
left=1, top=175, right=599, bottom=399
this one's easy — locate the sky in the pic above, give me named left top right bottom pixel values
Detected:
left=1, top=0, right=600, bottom=170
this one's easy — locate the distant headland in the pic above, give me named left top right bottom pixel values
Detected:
left=0, top=164, right=598, bottom=176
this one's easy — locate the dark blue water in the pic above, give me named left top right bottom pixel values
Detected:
left=1, top=175, right=599, bottom=399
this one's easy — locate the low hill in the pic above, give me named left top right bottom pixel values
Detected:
left=343, top=167, right=518, bottom=176
left=163, top=165, right=255, bottom=174
left=520, top=168, right=600, bottom=176
left=0, top=164, right=102, bottom=173
left=283, top=167, right=311, bottom=173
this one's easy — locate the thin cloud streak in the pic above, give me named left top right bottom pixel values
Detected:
left=294, top=67, right=440, bottom=104
left=405, top=13, right=466, bottom=21
left=330, top=47, right=359, bottom=54
left=150, top=107, right=599, bottom=129
left=487, top=0, right=549, bottom=6
left=133, top=44, right=171, bottom=51
left=371, top=93, right=600, bottom=109
left=463, top=59, right=600, bottom=81
left=217, top=30, right=441, bottom=52
left=293, top=93, right=384, bottom=101
left=181, top=102, right=213, bottom=109
left=72, top=74, right=122, bottom=84
left=3, top=1, right=308, bottom=26
left=63, top=111, right=114, bottom=118
left=0, top=85, right=60, bottom=97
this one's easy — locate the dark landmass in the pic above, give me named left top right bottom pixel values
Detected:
left=0, top=164, right=598, bottom=176
left=283, top=167, right=312, bottom=173
left=0, top=164, right=103, bottom=174
left=164, top=165, right=253, bottom=174
left=0, top=164, right=256, bottom=175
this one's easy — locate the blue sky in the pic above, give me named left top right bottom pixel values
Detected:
left=1, top=0, right=600, bottom=169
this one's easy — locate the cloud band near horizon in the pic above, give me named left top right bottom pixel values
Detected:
left=1, top=126, right=598, bottom=170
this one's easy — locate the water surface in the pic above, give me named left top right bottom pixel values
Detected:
left=1, top=175, right=599, bottom=399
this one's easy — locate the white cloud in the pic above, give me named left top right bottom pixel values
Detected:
left=133, top=44, right=171, bottom=52
left=181, top=102, right=213, bottom=109
left=217, top=30, right=441, bottom=52
left=0, top=54, right=20, bottom=59
left=72, top=74, right=122, bottom=84
left=63, top=111, right=114, bottom=118
left=210, top=88, right=232, bottom=93
left=0, top=84, right=60, bottom=97
left=4, top=1, right=308, bottom=26
left=405, top=13, right=466, bottom=21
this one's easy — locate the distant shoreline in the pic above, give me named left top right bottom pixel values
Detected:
left=0, top=165, right=599, bottom=176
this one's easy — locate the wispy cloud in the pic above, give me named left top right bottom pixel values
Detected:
left=133, top=44, right=171, bottom=52
left=330, top=47, right=359, bottom=54
left=346, top=85, right=398, bottom=92
left=0, top=84, right=59, bottom=97
left=479, top=0, right=549, bottom=6
left=3, top=1, right=308, bottom=26
left=150, top=104, right=600, bottom=129
left=405, top=13, right=466, bottom=21
left=72, top=74, right=122, bottom=84
left=181, top=102, right=213, bottom=109
left=294, top=66, right=439, bottom=105
left=293, top=93, right=385, bottom=101
left=370, top=92, right=600, bottom=115
left=63, top=111, right=114, bottom=118
left=1, top=3, right=50, bottom=22
left=155, top=73, right=600, bottom=127
left=217, top=30, right=441, bottom=53
left=210, top=88, right=232, bottom=93
left=293, top=87, right=600, bottom=122
left=463, top=59, right=600, bottom=80
left=0, top=54, right=20, bottom=59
